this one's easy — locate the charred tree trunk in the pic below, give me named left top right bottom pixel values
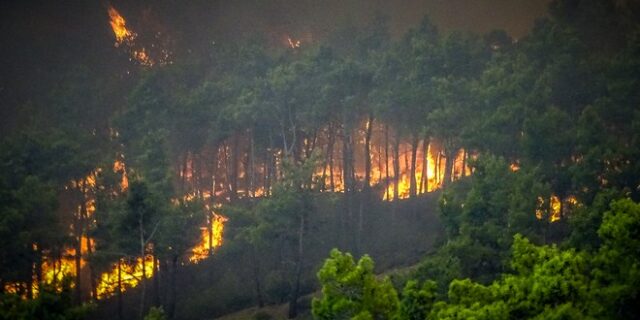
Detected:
left=264, top=148, right=271, bottom=197
left=443, top=147, right=455, bottom=188
left=363, top=116, right=374, bottom=191
left=328, top=127, right=335, bottom=192
left=409, top=134, right=419, bottom=198
left=208, top=212, right=214, bottom=257
left=342, top=124, right=356, bottom=249
left=74, top=206, right=82, bottom=305
left=117, top=259, right=123, bottom=320
left=139, top=218, right=147, bottom=320
left=343, top=130, right=354, bottom=194
left=385, top=125, right=390, bottom=200
left=86, top=239, right=97, bottom=302
left=79, top=183, right=98, bottom=302
left=461, top=149, right=468, bottom=177
left=168, top=255, right=178, bottom=319
left=181, top=153, right=188, bottom=195
left=393, top=134, right=400, bottom=201
left=210, top=146, right=218, bottom=204
left=230, top=134, right=239, bottom=202
left=153, top=257, right=160, bottom=307
left=420, top=137, right=430, bottom=193
left=436, top=151, right=441, bottom=186
left=249, top=131, right=255, bottom=197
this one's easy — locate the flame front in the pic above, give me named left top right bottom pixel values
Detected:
left=108, top=6, right=136, bottom=46
left=189, top=213, right=228, bottom=263
left=107, top=5, right=169, bottom=67
left=96, top=255, right=155, bottom=299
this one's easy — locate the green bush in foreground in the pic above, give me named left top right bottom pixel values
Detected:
left=313, top=199, right=640, bottom=319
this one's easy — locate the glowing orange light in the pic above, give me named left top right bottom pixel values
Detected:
left=287, top=37, right=301, bottom=49
left=189, top=213, right=228, bottom=263
left=96, top=255, right=155, bottom=299
left=108, top=6, right=136, bottom=46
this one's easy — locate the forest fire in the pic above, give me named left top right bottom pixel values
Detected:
left=96, top=255, right=155, bottom=299
left=4, top=1, right=640, bottom=318
left=287, top=37, right=301, bottom=49
left=189, top=213, right=228, bottom=263
left=113, top=158, right=129, bottom=191
left=107, top=5, right=169, bottom=67
left=535, top=195, right=575, bottom=222
left=108, top=6, right=136, bottom=46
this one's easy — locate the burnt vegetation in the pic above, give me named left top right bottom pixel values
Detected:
left=1, top=0, right=640, bottom=319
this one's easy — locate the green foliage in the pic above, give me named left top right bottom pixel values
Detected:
left=313, top=197, right=640, bottom=319
left=422, top=198, right=640, bottom=319
left=144, top=306, right=168, bottom=320
left=252, top=311, right=274, bottom=320
left=312, top=249, right=399, bottom=320
left=0, top=280, right=94, bottom=320
left=418, top=155, right=550, bottom=286
left=397, top=280, right=437, bottom=320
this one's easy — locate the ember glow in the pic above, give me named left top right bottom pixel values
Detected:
left=287, top=37, right=301, bottom=49
left=107, top=5, right=171, bottom=67
left=535, top=194, right=576, bottom=222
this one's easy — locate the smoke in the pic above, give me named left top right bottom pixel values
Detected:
left=199, top=0, right=550, bottom=40
left=0, top=0, right=550, bottom=132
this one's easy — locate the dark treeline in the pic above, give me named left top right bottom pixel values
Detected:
left=2, top=0, right=640, bottom=319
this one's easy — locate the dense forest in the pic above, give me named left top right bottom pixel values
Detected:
left=1, top=0, right=640, bottom=319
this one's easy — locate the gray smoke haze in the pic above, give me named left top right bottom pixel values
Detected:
left=205, top=0, right=551, bottom=40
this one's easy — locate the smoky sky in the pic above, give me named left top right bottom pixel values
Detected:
left=207, top=0, right=551, bottom=40
left=0, top=0, right=551, bottom=131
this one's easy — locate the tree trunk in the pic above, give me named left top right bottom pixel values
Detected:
left=443, top=148, right=455, bottom=187
left=288, top=214, right=305, bottom=319
left=211, top=146, right=218, bottom=203
left=409, top=134, right=419, bottom=198
left=461, top=149, right=468, bottom=177
left=204, top=212, right=211, bottom=257
left=328, top=127, right=335, bottom=192
left=74, top=209, right=82, bottom=304
left=80, top=183, right=98, bottom=302
left=249, top=131, right=255, bottom=197
left=385, top=125, right=390, bottom=200
left=168, top=256, right=178, bottom=319
left=139, top=215, right=147, bottom=320
left=230, top=134, right=239, bottom=202
left=251, top=247, right=264, bottom=308
left=118, top=259, right=123, bottom=320
left=181, top=153, right=188, bottom=195
left=363, top=116, right=374, bottom=191
left=420, top=137, right=430, bottom=193
left=342, top=128, right=354, bottom=193
left=393, top=134, right=400, bottom=201
left=264, top=148, right=271, bottom=197
left=153, top=257, right=160, bottom=307
left=436, top=151, right=441, bottom=186
left=86, top=239, right=97, bottom=302
left=342, top=124, right=356, bottom=249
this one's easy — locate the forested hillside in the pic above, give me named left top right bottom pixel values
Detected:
left=1, top=0, right=640, bottom=319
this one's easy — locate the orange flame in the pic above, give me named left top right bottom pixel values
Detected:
left=108, top=6, right=136, bottom=46
left=113, top=158, right=129, bottom=191
left=535, top=195, right=564, bottom=222
left=96, top=255, right=155, bottom=299
left=108, top=5, right=166, bottom=67
left=189, top=213, right=228, bottom=263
